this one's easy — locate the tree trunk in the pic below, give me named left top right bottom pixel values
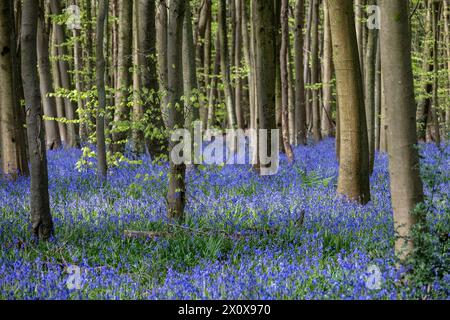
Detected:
left=218, top=0, right=237, bottom=129
left=51, top=26, right=67, bottom=144
left=111, top=0, right=133, bottom=153
left=280, top=0, right=294, bottom=163
left=380, top=0, right=424, bottom=260
left=166, top=0, right=186, bottom=222
left=21, top=0, right=53, bottom=240
left=374, top=38, right=381, bottom=151
left=254, top=0, right=277, bottom=175
left=234, top=0, right=244, bottom=129
left=321, top=1, right=334, bottom=138
left=0, top=0, right=29, bottom=179
left=37, top=2, right=62, bottom=151
left=183, top=1, right=200, bottom=129
left=364, top=0, right=378, bottom=174
left=445, top=0, right=450, bottom=133
left=50, top=0, right=79, bottom=148
left=294, top=0, right=307, bottom=145
left=311, top=0, right=322, bottom=143
left=156, top=1, right=169, bottom=127
left=431, top=1, right=441, bottom=145
left=136, top=0, right=167, bottom=160
left=96, top=0, right=108, bottom=180
left=327, top=0, right=371, bottom=204
left=417, top=1, right=433, bottom=142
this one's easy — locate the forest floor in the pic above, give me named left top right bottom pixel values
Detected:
left=0, top=139, right=448, bottom=299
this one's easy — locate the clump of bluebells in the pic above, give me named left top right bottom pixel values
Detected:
left=0, top=139, right=448, bottom=300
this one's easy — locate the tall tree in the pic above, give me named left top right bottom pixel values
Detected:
left=111, top=0, right=133, bottom=153
left=310, top=0, right=322, bottom=142
left=137, top=0, right=167, bottom=159
left=218, top=0, right=237, bottom=129
left=21, top=0, right=53, bottom=240
left=280, top=0, right=294, bottom=162
left=380, top=0, right=424, bottom=260
left=327, top=0, right=370, bottom=204
left=0, top=0, right=29, bottom=179
left=254, top=0, right=277, bottom=174
left=50, top=0, right=79, bottom=148
left=294, top=0, right=307, bottom=145
left=430, top=0, right=441, bottom=145
left=166, top=0, right=186, bottom=221
left=37, top=0, right=62, bottom=150
left=183, top=1, right=200, bottom=130
left=96, top=0, right=108, bottom=180
left=156, top=0, right=169, bottom=126
left=364, top=0, right=378, bottom=174
left=234, top=0, right=244, bottom=129
left=321, top=1, right=334, bottom=138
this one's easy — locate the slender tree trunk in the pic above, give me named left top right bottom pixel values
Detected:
left=96, top=0, right=108, bottom=180
left=280, top=0, right=294, bottom=163
left=37, top=3, right=62, bottom=150
left=183, top=1, right=200, bottom=129
left=254, top=0, right=277, bottom=175
left=111, top=0, right=133, bottom=153
left=364, top=0, right=378, bottom=174
left=321, top=1, right=334, bottom=138
left=72, top=7, right=85, bottom=142
left=355, top=0, right=365, bottom=81
left=50, top=27, right=67, bottom=144
left=327, top=0, right=370, bottom=204
left=21, top=0, right=53, bottom=240
left=0, top=0, right=29, bottom=179
left=132, top=0, right=143, bottom=156
left=288, top=38, right=296, bottom=144
left=311, top=0, right=322, bottom=143
left=417, top=1, right=433, bottom=142
left=218, top=0, right=237, bottom=129
left=156, top=1, right=169, bottom=126
left=431, top=1, right=441, bottom=145
left=234, top=0, right=244, bottom=129
left=374, top=38, right=381, bottom=151
left=50, top=0, right=79, bottom=148
left=137, top=0, right=167, bottom=159
left=166, top=0, right=186, bottom=222
left=207, top=36, right=221, bottom=129
left=444, top=0, right=450, bottom=133
left=295, top=0, right=307, bottom=145
left=380, top=0, right=424, bottom=260
left=202, top=7, right=212, bottom=128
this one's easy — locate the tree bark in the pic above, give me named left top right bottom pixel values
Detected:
left=96, top=0, right=108, bottom=180
left=380, top=0, right=424, bottom=260
left=21, top=0, right=53, bottom=240
left=327, top=0, right=371, bottom=204
left=37, top=2, right=62, bottom=151
left=321, top=0, right=334, bottom=138
left=280, top=0, right=294, bottom=163
left=111, top=0, right=133, bottom=153
left=311, top=0, right=322, bottom=143
left=50, top=0, right=79, bottom=148
left=0, top=0, right=29, bottom=179
left=218, top=0, right=237, bottom=129
left=364, top=0, right=378, bottom=174
left=294, top=0, right=307, bottom=145
left=166, top=0, right=186, bottom=222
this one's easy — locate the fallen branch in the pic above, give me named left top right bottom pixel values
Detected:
left=124, top=230, right=172, bottom=240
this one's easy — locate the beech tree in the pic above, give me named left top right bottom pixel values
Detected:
left=380, top=0, right=424, bottom=260
left=166, top=0, right=186, bottom=221
left=0, top=0, right=28, bottom=179
left=327, top=0, right=370, bottom=204
left=21, top=0, right=53, bottom=240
